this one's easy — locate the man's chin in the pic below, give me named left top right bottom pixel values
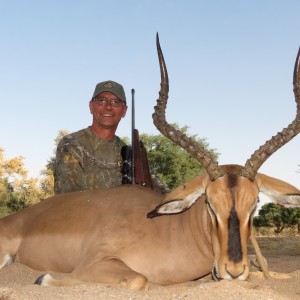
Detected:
left=97, top=122, right=118, bottom=130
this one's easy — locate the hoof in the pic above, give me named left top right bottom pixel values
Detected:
left=211, top=266, right=222, bottom=282
left=34, top=274, right=53, bottom=286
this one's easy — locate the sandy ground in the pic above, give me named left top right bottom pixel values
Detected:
left=0, top=237, right=299, bottom=300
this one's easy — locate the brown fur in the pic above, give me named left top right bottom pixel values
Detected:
left=0, top=185, right=214, bottom=289
left=152, top=164, right=300, bottom=281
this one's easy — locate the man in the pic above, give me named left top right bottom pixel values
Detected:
left=54, top=80, right=128, bottom=194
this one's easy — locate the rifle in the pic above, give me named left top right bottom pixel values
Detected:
left=121, top=89, right=153, bottom=189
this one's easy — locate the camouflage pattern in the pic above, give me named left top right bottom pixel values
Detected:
left=54, top=127, right=126, bottom=194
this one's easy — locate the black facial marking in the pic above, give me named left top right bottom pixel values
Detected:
left=228, top=207, right=242, bottom=263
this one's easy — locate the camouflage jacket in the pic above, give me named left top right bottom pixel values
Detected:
left=54, top=127, right=126, bottom=194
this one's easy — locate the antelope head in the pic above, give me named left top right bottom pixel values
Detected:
left=149, top=34, right=300, bottom=281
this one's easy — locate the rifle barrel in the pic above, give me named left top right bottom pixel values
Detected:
left=131, top=89, right=136, bottom=184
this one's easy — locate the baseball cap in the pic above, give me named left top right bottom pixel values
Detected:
left=92, top=80, right=126, bottom=104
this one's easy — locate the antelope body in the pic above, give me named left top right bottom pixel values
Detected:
left=0, top=185, right=214, bottom=289
left=0, top=35, right=300, bottom=290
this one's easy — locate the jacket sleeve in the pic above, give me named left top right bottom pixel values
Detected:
left=54, top=137, right=87, bottom=194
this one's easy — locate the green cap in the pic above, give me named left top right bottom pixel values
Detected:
left=92, top=80, right=126, bottom=104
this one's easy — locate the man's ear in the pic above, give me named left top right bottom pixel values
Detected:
left=121, top=105, right=128, bottom=118
left=89, top=100, right=94, bottom=114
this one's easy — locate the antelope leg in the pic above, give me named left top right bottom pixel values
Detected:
left=250, top=232, right=271, bottom=279
left=73, top=256, right=149, bottom=291
left=35, top=257, right=149, bottom=291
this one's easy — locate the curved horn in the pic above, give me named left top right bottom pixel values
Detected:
left=152, top=33, right=224, bottom=181
left=241, top=47, right=300, bottom=180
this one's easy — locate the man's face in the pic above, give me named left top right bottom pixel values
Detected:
left=89, top=91, right=127, bottom=130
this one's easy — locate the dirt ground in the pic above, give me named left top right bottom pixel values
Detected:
left=0, top=237, right=299, bottom=300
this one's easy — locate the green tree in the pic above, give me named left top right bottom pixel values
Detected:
left=254, top=202, right=300, bottom=233
left=0, top=147, right=40, bottom=217
left=39, top=130, right=69, bottom=199
left=140, top=124, right=219, bottom=189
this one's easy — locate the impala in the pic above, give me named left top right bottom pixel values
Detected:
left=0, top=35, right=299, bottom=290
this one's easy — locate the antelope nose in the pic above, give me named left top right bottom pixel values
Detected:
left=225, top=263, right=246, bottom=279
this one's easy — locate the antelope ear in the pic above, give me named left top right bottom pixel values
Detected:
left=256, top=173, right=300, bottom=208
left=147, top=173, right=209, bottom=218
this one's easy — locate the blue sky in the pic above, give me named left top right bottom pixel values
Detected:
left=1, top=1, right=300, bottom=199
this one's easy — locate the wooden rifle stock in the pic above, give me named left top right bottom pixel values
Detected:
left=132, top=129, right=153, bottom=189
left=121, top=88, right=153, bottom=189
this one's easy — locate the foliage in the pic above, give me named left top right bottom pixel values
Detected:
left=0, top=130, right=69, bottom=216
left=140, top=124, right=219, bottom=189
left=39, top=130, right=69, bottom=200
left=39, top=159, right=55, bottom=200
left=0, top=147, right=40, bottom=217
left=253, top=202, right=300, bottom=233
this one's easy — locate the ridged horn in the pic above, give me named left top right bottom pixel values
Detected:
left=152, top=33, right=224, bottom=181
left=241, top=47, right=300, bottom=180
